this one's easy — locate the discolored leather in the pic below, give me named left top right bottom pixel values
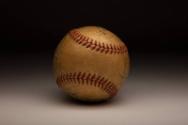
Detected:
left=53, top=26, right=129, bottom=101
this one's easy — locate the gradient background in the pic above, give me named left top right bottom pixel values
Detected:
left=0, top=0, right=188, bottom=125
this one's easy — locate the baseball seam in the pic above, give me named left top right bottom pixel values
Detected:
left=69, top=30, right=127, bottom=54
left=56, top=72, right=117, bottom=97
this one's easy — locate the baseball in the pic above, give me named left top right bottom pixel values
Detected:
left=53, top=26, right=129, bottom=101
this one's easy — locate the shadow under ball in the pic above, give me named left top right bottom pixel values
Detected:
left=53, top=26, right=129, bottom=102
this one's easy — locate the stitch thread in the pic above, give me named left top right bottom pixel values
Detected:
left=56, top=72, right=117, bottom=97
left=69, top=30, right=127, bottom=54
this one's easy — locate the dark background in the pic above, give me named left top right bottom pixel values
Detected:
left=0, top=1, right=188, bottom=124
left=1, top=0, right=188, bottom=54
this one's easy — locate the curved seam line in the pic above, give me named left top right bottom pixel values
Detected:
left=69, top=30, right=127, bottom=54
left=56, top=72, right=117, bottom=97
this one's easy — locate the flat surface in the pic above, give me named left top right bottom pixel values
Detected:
left=0, top=53, right=188, bottom=125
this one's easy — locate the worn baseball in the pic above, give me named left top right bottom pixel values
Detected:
left=53, top=26, right=129, bottom=102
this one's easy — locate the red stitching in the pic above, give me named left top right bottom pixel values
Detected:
left=69, top=30, right=127, bottom=54
left=56, top=72, right=117, bottom=97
